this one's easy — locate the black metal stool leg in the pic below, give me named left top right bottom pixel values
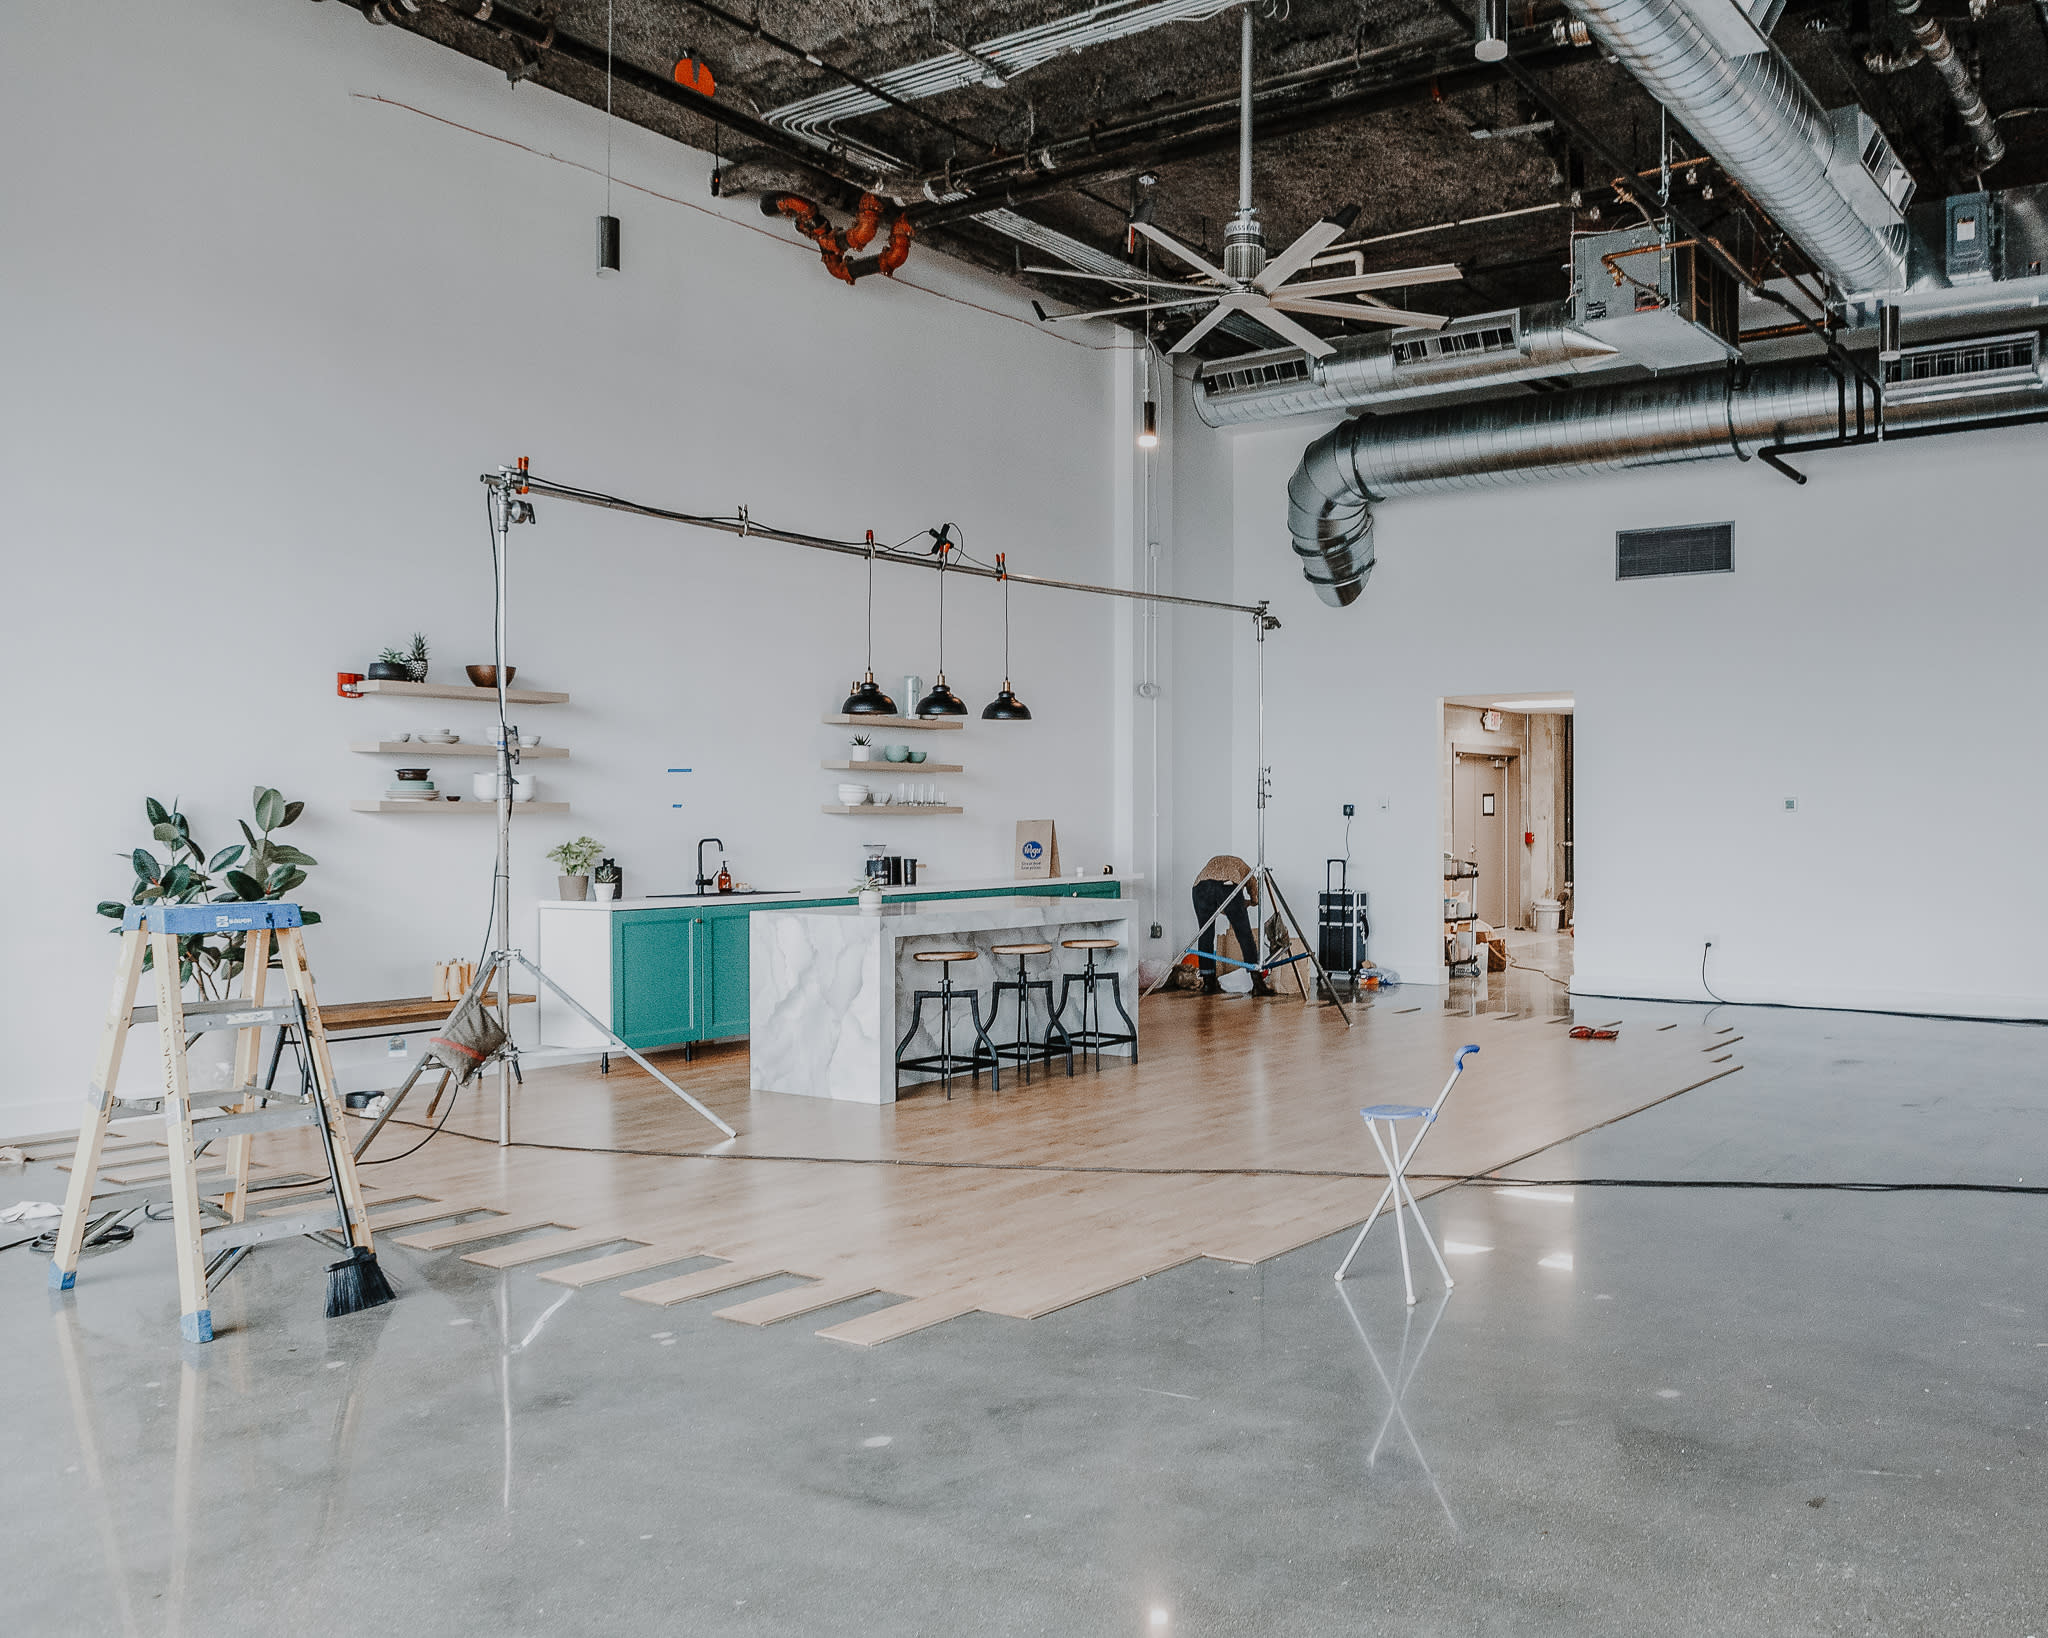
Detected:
left=966, top=992, right=1000, bottom=1093
left=1106, top=971, right=1137, bottom=1064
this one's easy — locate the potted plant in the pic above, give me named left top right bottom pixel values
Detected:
left=853, top=875, right=885, bottom=912
left=848, top=732, right=873, bottom=759
left=547, top=836, right=605, bottom=900
left=368, top=633, right=430, bottom=682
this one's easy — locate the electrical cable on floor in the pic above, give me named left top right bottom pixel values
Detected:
left=355, top=1074, right=469, bottom=1165
left=1701, top=940, right=1728, bottom=1004
left=1504, top=951, right=1570, bottom=986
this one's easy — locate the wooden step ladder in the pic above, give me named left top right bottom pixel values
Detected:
left=48, top=903, right=378, bottom=1343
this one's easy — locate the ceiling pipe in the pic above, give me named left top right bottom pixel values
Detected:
left=1285, top=338, right=2047, bottom=606
left=1553, top=0, right=1907, bottom=293
left=1886, top=0, right=2004, bottom=168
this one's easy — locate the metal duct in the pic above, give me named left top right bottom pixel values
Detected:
left=1197, top=301, right=1623, bottom=427
left=1286, top=336, right=2047, bottom=605
left=1558, top=0, right=1906, bottom=293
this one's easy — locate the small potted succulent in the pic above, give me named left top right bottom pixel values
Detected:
left=853, top=874, right=885, bottom=912
left=848, top=732, right=874, bottom=759
left=368, top=633, right=430, bottom=682
left=547, top=835, right=605, bottom=900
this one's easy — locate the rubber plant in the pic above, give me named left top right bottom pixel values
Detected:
left=96, top=787, right=320, bottom=997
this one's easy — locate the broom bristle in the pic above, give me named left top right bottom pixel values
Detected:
left=325, top=1247, right=397, bottom=1316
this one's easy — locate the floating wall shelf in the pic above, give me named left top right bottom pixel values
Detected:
left=821, top=805, right=963, bottom=816
left=822, top=714, right=962, bottom=731
left=822, top=759, right=963, bottom=774
left=352, top=741, right=569, bottom=759
left=351, top=800, right=572, bottom=815
left=354, top=680, right=570, bottom=705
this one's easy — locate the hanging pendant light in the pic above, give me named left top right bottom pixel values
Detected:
left=1137, top=399, right=1159, bottom=449
left=982, top=552, right=1032, bottom=720
left=841, top=531, right=898, bottom=715
left=916, top=529, right=968, bottom=717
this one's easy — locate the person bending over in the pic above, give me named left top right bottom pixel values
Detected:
left=1194, top=854, right=1277, bottom=997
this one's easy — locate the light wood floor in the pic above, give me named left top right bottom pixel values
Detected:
left=18, top=989, right=1741, bottom=1346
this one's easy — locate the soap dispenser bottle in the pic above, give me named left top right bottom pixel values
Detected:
left=715, top=859, right=733, bottom=894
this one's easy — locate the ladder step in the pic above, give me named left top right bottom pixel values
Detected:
left=130, top=1001, right=300, bottom=1032
left=201, top=1208, right=346, bottom=1250
left=191, top=1106, right=323, bottom=1139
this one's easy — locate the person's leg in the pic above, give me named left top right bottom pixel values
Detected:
left=1193, top=880, right=1225, bottom=988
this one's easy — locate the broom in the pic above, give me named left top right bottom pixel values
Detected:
left=292, top=997, right=398, bottom=1317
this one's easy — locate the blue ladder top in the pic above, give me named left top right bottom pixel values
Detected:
left=123, top=903, right=303, bottom=934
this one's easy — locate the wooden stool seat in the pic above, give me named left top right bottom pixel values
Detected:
left=1061, top=938, right=1120, bottom=950
left=914, top=949, right=979, bottom=964
left=990, top=941, right=1054, bottom=956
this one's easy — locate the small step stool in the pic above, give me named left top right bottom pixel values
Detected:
left=48, top=903, right=379, bottom=1343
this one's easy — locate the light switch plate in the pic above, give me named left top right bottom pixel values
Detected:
left=1783, top=796, right=1799, bottom=812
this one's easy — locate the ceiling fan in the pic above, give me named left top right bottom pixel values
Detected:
left=1030, top=8, right=1461, bottom=360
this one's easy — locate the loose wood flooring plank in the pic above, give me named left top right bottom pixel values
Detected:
left=463, top=1227, right=643, bottom=1269
left=538, top=1242, right=703, bottom=1288
left=395, top=1213, right=574, bottom=1251
left=714, top=1277, right=883, bottom=1327
left=360, top=1200, right=490, bottom=1231
left=817, top=1294, right=979, bottom=1347
left=622, top=1261, right=788, bottom=1307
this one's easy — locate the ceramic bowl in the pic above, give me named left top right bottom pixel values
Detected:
left=905, top=749, right=927, bottom=764
left=882, top=745, right=911, bottom=763
left=465, top=664, right=516, bottom=688
left=836, top=783, right=871, bottom=805
left=395, top=767, right=431, bottom=781
left=519, top=734, right=542, bottom=748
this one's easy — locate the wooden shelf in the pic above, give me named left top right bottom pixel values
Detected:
left=354, top=679, right=570, bottom=704
left=822, top=714, right=962, bottom=731
left=823, top=759, right=964, bottom=774
left=821, top=804, right=963, bottom=815
left=353, top=741, right=569, bottom=759
left=351, top=800, right=571, bottom=814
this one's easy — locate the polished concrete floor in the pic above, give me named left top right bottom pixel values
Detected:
left=5, top=994, right=2046, bottom=1636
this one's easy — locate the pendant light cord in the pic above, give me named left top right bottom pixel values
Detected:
left=935, top=548, right=946, bottom=675
left=604, top=0, right=614, bottom=216
left=999, top=551, right=1011, bottom=682
left=864, top=531, right=876, bottom=674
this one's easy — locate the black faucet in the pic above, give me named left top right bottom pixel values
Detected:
left=695, top=838, right=724, bottom=895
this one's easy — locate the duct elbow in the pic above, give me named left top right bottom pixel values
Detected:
left=1286, top=422, right=1376, bottom=608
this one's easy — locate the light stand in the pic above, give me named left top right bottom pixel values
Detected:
left=1145, top=605, right=1351, bottom=1025
left=438, top=464, right=738, bottom=1146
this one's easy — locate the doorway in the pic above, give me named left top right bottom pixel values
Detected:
left=1452, top=753, right=1515, bottom=928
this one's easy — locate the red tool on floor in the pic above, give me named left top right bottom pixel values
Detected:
left=1568, top=1025, right=1619, bottom=1041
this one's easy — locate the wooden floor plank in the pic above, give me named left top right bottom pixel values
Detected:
left=463, top=1227, right=644, bottom=1269
left=817, top=1294, right=980, bottom=1347
left=359, top=1200, right=488, bottom=1231
left=393, top=1212, right=574, bottom=1251
left=714, top=1277, right=883, bottom=1327
left=621, top=1261, right=788, bottom=1307
left=537, top=1243, right=704, bottom=1288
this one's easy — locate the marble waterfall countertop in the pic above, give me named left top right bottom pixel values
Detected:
left=538, top=875, right=1136, bottom=912
left=749, top=897, right=1134, bottom=1103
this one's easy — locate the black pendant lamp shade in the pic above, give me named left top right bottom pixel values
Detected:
left=980, top=551, right=1031, bottom=719
left=917, top=674, right=969, bottom=716
left=841, top=534, right=898, bottom=715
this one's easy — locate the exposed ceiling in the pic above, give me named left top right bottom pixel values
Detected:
left=344, top=0, right=2048, bottom=352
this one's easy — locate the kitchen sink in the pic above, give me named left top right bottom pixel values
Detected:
left=645, top=889, right=794, bottom=899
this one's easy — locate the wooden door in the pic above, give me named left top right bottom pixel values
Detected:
left=1453, top=755, right=1511, bottom=927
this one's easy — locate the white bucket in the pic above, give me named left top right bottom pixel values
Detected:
left=1531, top=899, right=1563, bottom=933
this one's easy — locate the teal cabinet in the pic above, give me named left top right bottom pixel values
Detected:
left=609, top=881, right=1125, bottom=1050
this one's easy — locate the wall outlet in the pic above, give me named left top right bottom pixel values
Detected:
left=1149, top=922, right=1164, bottom=939
left=1378, top=797, right=1390, bottom=811
left=1342, top=802, right=1355, bottom=817
left=386, top=1037, right=408, bottom=1058
left=1783, top=796, right=1799, bottom=812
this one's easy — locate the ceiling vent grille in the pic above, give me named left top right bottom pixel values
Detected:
left=1882, top=331, right=2041, bottom=402
left=1392, top=319, right=1517, bottom=367
left=1616, top=522, right=1732, bottom=580
left=1202, top=351, right=1314, bottom=398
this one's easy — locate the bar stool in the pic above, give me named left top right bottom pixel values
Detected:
left=1055, top=939, right=1137, bottom=1070
left=979, top=942, right=1074, bottom=1083
left=896, top=950, right=1000, bottom=1100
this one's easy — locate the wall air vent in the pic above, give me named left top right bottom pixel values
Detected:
left=1882, top=330, right=2042, bottom=403
left=1616, top=522, right=1732, bottom=581
left=1391, top=317, right=1518, bottom=367
left=1200, top=349, right=1314, bottom=398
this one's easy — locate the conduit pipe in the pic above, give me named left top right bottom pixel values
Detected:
left=1887, top=0, right=2004, bottom=168
left=1556, top=0, right=1906, bottom=292
left=1286, top=344, right=2048, bottom=605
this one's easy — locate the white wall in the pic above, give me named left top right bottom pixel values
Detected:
left=0, top=1, right=1124, bottom=1129
left=1222, top=414, right=2048, bottom=1018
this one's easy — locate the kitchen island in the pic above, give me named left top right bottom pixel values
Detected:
left=750, top=897, right=1134, bottom=1102
left=535, top=877, right=1130, bottom=1056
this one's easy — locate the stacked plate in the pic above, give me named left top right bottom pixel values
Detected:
left=386, top=782, right=438, bottom=801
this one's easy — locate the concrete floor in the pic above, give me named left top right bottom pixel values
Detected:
left=5, top=997, right=2045, bottom=1636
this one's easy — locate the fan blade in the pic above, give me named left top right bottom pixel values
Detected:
left=1243, top=305, right=1337, bottom=358
left=1167, top=297, right=1243, bottom=355
left=1020, top=266, right=1215, bottom=295
left=1043, top=294, right=1223, bottom=324
left=1270, top=264, right=1463, bottom=298
left=1130, top=221, right=1234, bottom=287
left=1270, top=296, right=1450, bottom=329
left=1254, top=216, right=1356, bottom=293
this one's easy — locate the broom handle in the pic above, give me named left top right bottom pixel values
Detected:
left=295, top=997, right=353, bottom=1242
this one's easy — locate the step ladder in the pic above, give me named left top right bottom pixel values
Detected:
left=49, top=903, right=378, bottom=1343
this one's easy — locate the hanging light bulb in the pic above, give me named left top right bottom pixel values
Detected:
left=982, top=553, right=1032, bottom=720
left=840, top=532, right=898, bottom=715
left=1138, top=400, right=1159, bottom=449
left=916, top=529, right=968, bottom=717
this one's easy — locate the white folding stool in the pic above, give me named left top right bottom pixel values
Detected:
left=1334, top=1044, right=1478, bottom=1302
